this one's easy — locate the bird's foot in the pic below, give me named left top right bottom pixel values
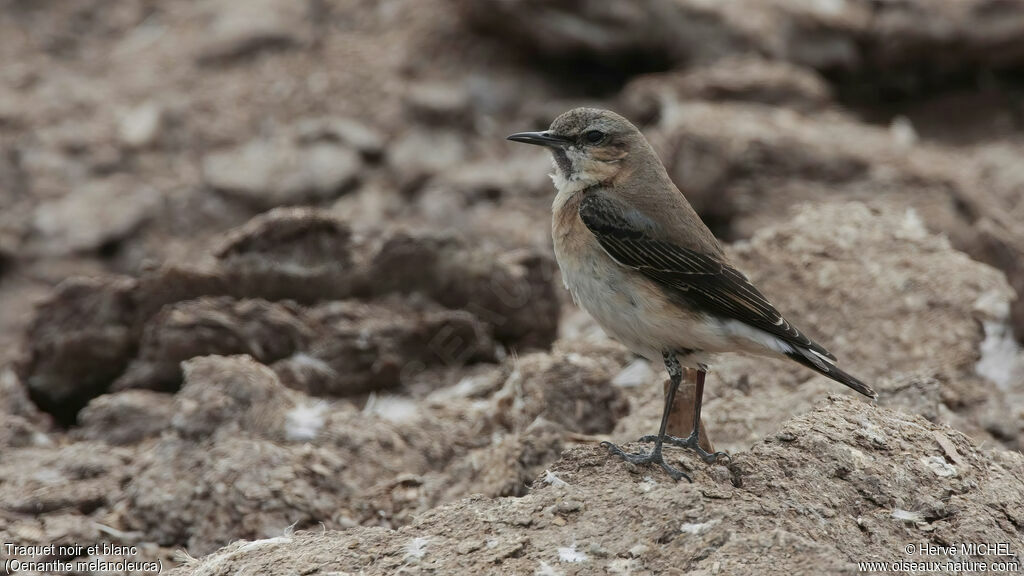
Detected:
left=600, top=441, right=691, bottom=482
left=639, top=433, right=731, bottom=464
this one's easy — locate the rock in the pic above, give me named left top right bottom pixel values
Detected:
left=0, top=89, right=22, bottom=129
left=0, top=140, right=27, bottom=206
left=387, top=129, right=467, bottom=192
left=170, top=355, right=295, bottom=441
left=0, top=370, right=48, bottom=450
left=408, top=183, right=554, bottom=254
left=73, top=390, right=174, bottom=445
left=651, top=102, right=877, bottom=234
left=134, top=210, right=559, bottom=352
left=460, top=0, right=1024, bottom=88
left=137, top=208, right=356, bottom=316
left=0, top=233, right=13, bottom=277
left=832, top=0, right=1024, bottom=73
left=37, top=114, right=119, bottom=157
left=197, top=0, right=312, bottom=63
left=293, top=117, right=387, bottom=160
left=165, top=396, right=1024, bottom=575
left=31, top=178, right=162, bottom=255
left=120, top=354, right=474, bottom=553
left=124, top=435, right=346, bottom=554
left=17, top=276, right=139, bottom=422
left=0, top=414, right=51, bottom=450
left=0, top=368, right=47, bottom=424
left=621, top=56, right=833, bottom=122
left=114, top=297, right=317, bottom=392
left=455, top=0, right=759, bottom=65
left=442, top=419, right=565, bottom=498
left=755, top=0, right=868, bottom=71
left=214, top=207, right=353, bottom=271
left=423, top=152, right=553, bottom=203
left=493, top=352, right=628, bottom=435
left=972, top=218, right=1024, bottom=351
left=0, top=443, right=133, bottom=516
left=9, top=2, right=1024, bottom=574
left=118, top=102, right=164, bottom=149
left=0, top=512, right=104, bottom=563
left=364, top=231, right=560, bottom=349
left=270, top=352, right=345, bottom=397
left=273, top=301, right=495, bottom=397
left=405, top=81, right=472, bottom=127
left=173, top=353, right=433, bottom=445
left=202, top=138, right=361, bottom=209
left=732, top=202, right=1013, bottom=383
left=330, top=177, right=406, bottom=228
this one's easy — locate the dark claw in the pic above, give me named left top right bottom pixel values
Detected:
left=638, top=434, right=731, bottom=465
left=601, top=441, right=692, bottom=482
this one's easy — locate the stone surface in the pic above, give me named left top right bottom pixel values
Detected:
left=119, top=354, right=473, bottom=554
left=405, top=81, right=472, bottom=127
left=197, top=0, right=312, bottom=63
left=365, top=231, right=560, bottom=349
left=492, top=351, right=628, bottom=435
left=31, top=178, right=161, bottom=255
left=461, top=0, right=1024, bottom=82
left=203, top=137, right=362, bottom=208
left=166, top=396, right=1024, bottom=576
left=5, top=201, right=1024, bottom=573
left=293, top=116, right=387, bottom=160
left=208, top=206, right=357, bottom=303
left=273, top=301, right=495, bottom=397
left=4, top=1, right=1024, bottom=573
left=621, top=55, right=833, bottom=122
left=17, top=276, right=138, bottom=421
left=387, top=129, right=467, bottom=192
left=73, top=389, right=174, bottom=445
left=115, top=297, right=317, bottom=392
left=137, top=209, right=560, bottom=351
left=456, top=0, right=758, bottom=65
left=118, top=102, right=164, bottom=149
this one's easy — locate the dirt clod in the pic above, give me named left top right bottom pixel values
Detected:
left=2, top=2, right=1024, bottom=574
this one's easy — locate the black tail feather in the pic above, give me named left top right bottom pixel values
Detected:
left=785, top=347, right=876, bottom=399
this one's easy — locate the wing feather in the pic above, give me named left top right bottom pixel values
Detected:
left=579, top=193, right=836, bottom=361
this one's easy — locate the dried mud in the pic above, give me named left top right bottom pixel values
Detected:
left=1, top=1, right=1022, bottom=574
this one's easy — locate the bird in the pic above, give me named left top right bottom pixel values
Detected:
left=508, top=108, right=875, bottom=482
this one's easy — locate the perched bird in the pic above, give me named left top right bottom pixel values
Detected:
left=509, top=108, right=875, bottom=481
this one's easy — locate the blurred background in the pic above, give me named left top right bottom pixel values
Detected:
left=1, top=0, right=1023, bottom=573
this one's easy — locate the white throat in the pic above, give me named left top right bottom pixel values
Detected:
left=550, top=155, right=604, bottom=212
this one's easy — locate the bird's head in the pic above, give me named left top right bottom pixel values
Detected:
left=508, top=108, right=648, bottom=191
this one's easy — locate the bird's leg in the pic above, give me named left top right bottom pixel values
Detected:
left=601, top=351, right=691, bottom=482
left=641, top=368, right=730, bottom=464
left=677, top=368, right=731, bottom=463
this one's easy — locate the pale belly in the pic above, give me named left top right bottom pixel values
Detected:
left=554, top=242, right=730, bottom=366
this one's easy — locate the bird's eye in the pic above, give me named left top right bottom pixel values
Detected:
left=583, top=130, right=605, bottom=144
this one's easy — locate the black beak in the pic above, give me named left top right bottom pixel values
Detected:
left=507, top=131, right=572, bottom=148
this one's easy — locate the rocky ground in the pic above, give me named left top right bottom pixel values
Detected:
left=1, top=1, right=1023, bottom=575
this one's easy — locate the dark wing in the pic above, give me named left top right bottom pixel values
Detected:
left=578, top=193, right=836, bottom=361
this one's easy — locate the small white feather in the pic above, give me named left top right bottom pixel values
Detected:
left=557, top=543, right=588, bottom=563
left=404, top=537, right=429, bottom=560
